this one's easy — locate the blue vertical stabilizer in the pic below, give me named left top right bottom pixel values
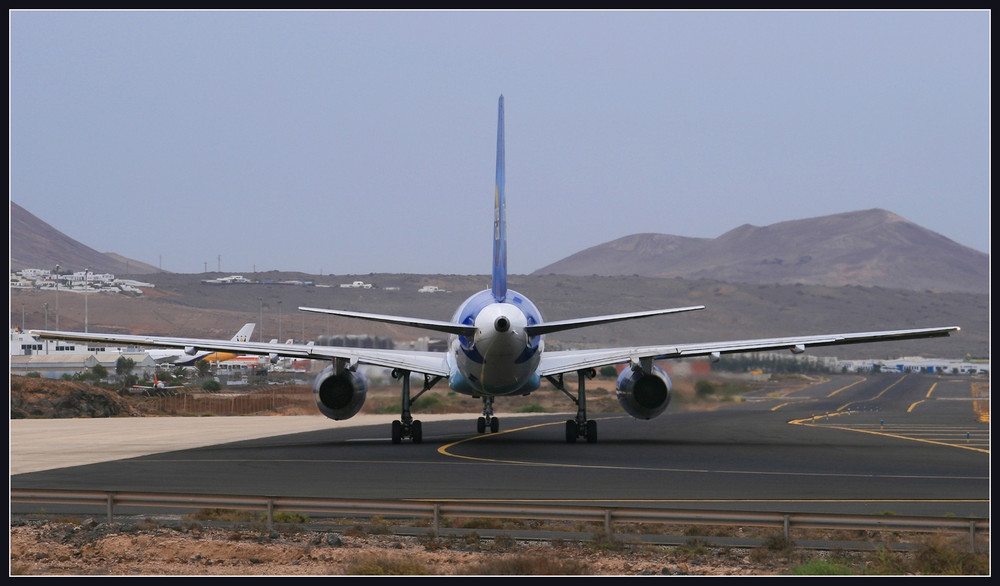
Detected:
left=492, top=95, right=508, bottom=303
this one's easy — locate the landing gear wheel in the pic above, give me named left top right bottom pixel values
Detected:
left=565, top=420, right=578, bottom=443
left=490, top=417, right=500, bottom=433
left=412, top=420, right=423, bottom=444
left=549, top=369, right=598, bottom=444
left=391, top=420, right=402, bottom=444
left=477, top=417, right=486, bottom=434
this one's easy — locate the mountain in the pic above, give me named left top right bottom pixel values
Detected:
left=8, top=203, right=985, bottom=358
left=9, top=201, right=162, bottom=275
left=532, top=209, right=988, bottom=294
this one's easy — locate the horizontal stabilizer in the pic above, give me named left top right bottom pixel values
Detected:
left=298, top=306, right=477, bottom=337
left=524, top=305, right=705, bottom=337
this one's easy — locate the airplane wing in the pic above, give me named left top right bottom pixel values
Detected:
left=28, top=330, right=451, bottom=377
left=537, top=326, right=960, bottom=376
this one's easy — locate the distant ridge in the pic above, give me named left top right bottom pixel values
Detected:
left=10, top=201, right=162, bottom=275
left=532, top=209, right=988, bottom=294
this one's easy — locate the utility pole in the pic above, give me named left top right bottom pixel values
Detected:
left=53, top=263, right=60, bottom=330
left=257, top=297, right=263, bottom=342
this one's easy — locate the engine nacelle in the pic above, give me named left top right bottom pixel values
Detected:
left=312, top=364, right=368, bottom=420
left=616, top=364, right=672, bottom=420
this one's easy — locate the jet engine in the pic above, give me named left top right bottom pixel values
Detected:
left=615, top=364, right=672, bottom=419
left=312, top=364, right=367, bottom=420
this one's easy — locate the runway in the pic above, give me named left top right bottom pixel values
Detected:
left=10, top=374, right=989, bottom=519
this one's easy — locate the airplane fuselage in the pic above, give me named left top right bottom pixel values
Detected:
left=447, top=289, right=544, bottom=397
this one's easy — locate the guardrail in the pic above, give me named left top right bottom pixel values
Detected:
left=11, top=489, right=988, bottom=552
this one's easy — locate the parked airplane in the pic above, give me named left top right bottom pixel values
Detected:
left=130, top=373, right=183, bottom=392
left=31, top=96, right=959, bottom=444
left=146, top=323, right=255, bottom=365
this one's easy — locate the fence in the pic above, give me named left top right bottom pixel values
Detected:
left=137, top=388, right=314, bottom=416
left=10, top=489, right=988, bottom=552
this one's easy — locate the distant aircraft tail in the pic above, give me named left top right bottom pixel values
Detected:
left=232, top=323, right=255, bottom=342
left=492, top=95, right=507, bottom=303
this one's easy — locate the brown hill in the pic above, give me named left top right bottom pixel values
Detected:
left=532, top=209, right=988, bottom=294
left=9, top=204, right=984, bottom=359
left=10, top=201, right=161, bottom=275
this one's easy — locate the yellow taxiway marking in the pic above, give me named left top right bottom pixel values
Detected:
left=771, top=377, right=864, bottom=411
left=925, top=382, right=939, bottom=399
left=437, top=419, right=618, bottom=464
left=437, top=418, right=989, bottom=472
left=906, top=382, right=941, bottom=412
left=789, top=420, right=989, bottom=454
left=825, top=376, right=867, bottom=398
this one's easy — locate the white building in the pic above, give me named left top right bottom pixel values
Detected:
left=10, top=352, right=157, bottom=380
left=837, top=356, right=989, bottom=376
left=10, top=328, right=139, bottom=357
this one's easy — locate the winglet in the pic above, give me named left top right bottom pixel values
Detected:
left=492, top=94, right=508, bottom=303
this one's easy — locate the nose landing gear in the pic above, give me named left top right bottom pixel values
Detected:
left=477, top=396, right=500, bottom=433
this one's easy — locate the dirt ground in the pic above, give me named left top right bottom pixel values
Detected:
left=10, top=518, right=845, bottom=576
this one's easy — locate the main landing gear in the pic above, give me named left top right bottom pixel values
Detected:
left=390, top=369, right=442, bottom=444
left=477, top=396, right=500, bottom=434
left=546, top=368, right=598, bottom=443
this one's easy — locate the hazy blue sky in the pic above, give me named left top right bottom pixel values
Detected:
left=10, top=10, right=990, bottom=275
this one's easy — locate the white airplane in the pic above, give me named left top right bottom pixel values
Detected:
left=145, top=323, right=256, bottom=366
left=32, top=96, right=959, bottom=444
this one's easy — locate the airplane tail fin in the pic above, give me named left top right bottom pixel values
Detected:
left=492, top=94, right=507, bottom=303
left=232, top=323, right=255, bottom=343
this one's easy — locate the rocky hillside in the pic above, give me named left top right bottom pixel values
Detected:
left=532, top=209, right=988, bottom=294
left=10, top=376, right=142, bottom=419
left=10, top=201, right=160, bottom=275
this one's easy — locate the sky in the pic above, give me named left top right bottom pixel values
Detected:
left=10, top=10, right=990, bottom=276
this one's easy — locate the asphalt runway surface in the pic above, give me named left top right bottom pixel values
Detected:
left=11, top=374, right=989, bottom=519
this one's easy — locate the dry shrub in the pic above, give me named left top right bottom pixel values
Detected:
left=463, top=553, right=591, bottom=575
left=343, top=553, right=430, bottom=575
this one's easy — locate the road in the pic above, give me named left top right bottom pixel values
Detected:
left=11, top=374, right=989, bottom=519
